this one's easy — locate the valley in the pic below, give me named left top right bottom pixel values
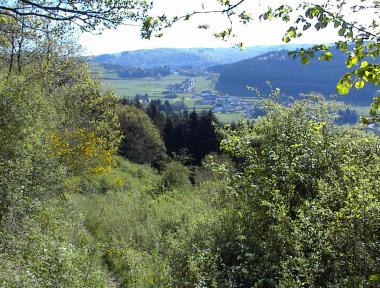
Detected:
left=1, top=1, right=380, bottom=287
left=94, top=46, right=375, bottom=122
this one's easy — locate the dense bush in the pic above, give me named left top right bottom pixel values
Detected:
left=0, top=55, right=121, bottom=287
left=1, top=17, right=379, bottom=287
left=67, top=98, right=380, bottom=288
left=73, top=158, right=223, bottom=287
left=0, top=199, right=109, bottom=287
left=158, top=161, right=192, bottom=191
left=200, top=98, right=380, bottom=287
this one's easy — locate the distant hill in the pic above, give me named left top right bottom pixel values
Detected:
left=208, top=50, right=378, bottom=106
left=90, top=45, right=312, bottom=70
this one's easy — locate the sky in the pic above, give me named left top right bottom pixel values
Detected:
left=79, top=0, right=352, bottom=55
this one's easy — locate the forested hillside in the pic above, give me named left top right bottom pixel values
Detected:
left=209, top=50, right=379, bottom=105
left=91, top=45, right=311, bottom=70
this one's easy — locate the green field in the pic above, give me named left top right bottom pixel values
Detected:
left=100, top=70, right=217, bottom=99
left=99, top=71, right=245, bottom=122
left=102, top=74, right=188, bottom=99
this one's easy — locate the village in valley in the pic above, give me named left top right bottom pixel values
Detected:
left=150, top=75, right=265, bottom=119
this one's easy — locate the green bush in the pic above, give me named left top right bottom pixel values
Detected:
left=0, top=199, right=109, bottom=287
left=75, top=158, right=222, bottom=287
left=158, top=161, right=191, bottom=192
left=207, top=99, right=380, bottom=287
left=118, top=104, right=167, bottom=168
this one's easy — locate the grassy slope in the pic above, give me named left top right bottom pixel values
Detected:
left=70, top=157, right=223, bottom=287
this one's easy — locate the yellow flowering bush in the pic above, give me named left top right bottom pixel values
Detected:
left=49, top=128, right=114, bottom=175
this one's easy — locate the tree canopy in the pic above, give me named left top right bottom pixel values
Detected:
left=0, top=0, right=151, bottom=31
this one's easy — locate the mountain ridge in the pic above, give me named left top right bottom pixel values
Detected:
left=208, top=49, right=378, bottom=106
left=90, top=44, right=313, bottom=69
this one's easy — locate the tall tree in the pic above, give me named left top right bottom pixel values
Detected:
left=118, top=104, right=167, bottom=168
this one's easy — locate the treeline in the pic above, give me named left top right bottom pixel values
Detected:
left=116, top=97, right=360, bottom=171
left=118, top=98, right=220, bottom=167
left=100, top=63, right=171, bottom=78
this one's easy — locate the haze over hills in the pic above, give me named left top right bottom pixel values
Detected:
left=91, top=45, right=312, bottom=70
left=208, top=49, right=379, bottom=106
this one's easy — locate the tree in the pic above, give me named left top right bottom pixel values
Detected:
left=146, top=100, right=166, bottom=132
left=118, top=104, right=167, bottom=168
left=0, top=3, right=152, bottom=286
left=161, top=109, right=220, bottom=165
left=0, top=11, right=84, bottom=75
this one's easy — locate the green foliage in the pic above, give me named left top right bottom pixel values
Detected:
left=0, top=70, right=65, bottom=220
left=66, top=156, right=159, bottom=196
left=2, top=2, right=380, bottom=287
left=210, top=98, right=380, bottom=287
left=193, top=153, right=236, bottom=184
left=74, top=158, right=221, bottom=287
left=0, top=1, right=151, bottom=31
left=118, top=104, right=167, bottom=168
left=0, top=25, right=123, bottom=287
left=0, top=199, right=109, bottom=287
left=158, top=161, right=191, bottom=191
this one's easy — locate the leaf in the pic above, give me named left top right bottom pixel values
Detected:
left=283, top=36, right=291, bottom=43
left=360, top=61, right=369, bottom=68
left=369, top=274, right=380, bottom=283
left=288, top=29, right=296, bottom=38
left=346, top=56, right=359, bottom=68
left=324, top=51, right=333, bottom=61
left=303, top=22, right=311, bottom=31
left=198, top=24, right=209, bottom=29
left=354, top=80, right=365, bottom=89
left=336, top=76, right=352, bottom=95
left=287, top=26, right=297, bottom=38
left=337, top=83, right=349, bottom=95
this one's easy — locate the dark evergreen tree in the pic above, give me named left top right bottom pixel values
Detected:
left=146, top=101, right=166, bottom=132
